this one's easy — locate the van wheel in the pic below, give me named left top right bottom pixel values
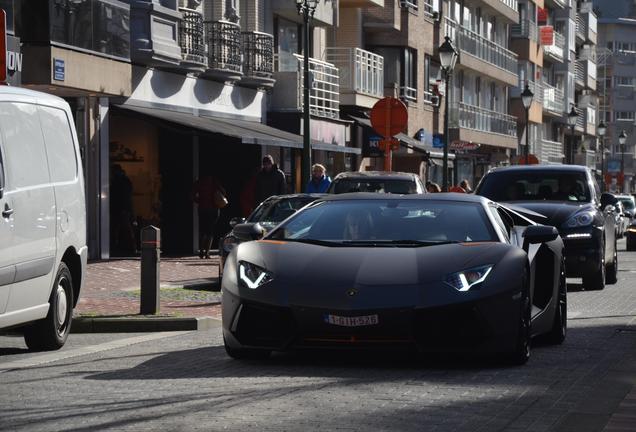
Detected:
left=24, top=263, right=74, bottom=351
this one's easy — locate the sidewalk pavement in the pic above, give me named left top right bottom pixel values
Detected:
left=73, top=254, right=223, bottom=331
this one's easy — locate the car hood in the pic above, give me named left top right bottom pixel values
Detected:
left=502, top=201, right=593, bottom=227
left=235, top=240, right=517, bottom=309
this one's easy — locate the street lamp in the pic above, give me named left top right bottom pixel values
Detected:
left=619, top=130, right=627, bottom=192
left=567, top=106, right=578, bottom=164
left=598, top=121, right=607, bottom=191
left=521, top=83, right=534, bottom=164
left=439, top=36, right=458, bottom=192
left=296, top=0, right=319, bottom=192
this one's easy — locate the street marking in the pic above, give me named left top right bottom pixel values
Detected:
left=0, top=331, right=192, bottom=373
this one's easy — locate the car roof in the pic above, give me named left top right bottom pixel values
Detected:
left=264, top=193, right=326, bottom=202
left=487, top=164, right=589, bottom=173
left=316, top=192, right=489, bottom=204
left=333, top=171, right=419, bottom=180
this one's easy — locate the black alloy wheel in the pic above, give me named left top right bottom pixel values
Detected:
left=546, top=260, right=567, bottom=344
left=509, top=273, right=531, bottom=365
left=24, top=263, right=74, bottom=351
left=583, top=242, right=606, bottom=291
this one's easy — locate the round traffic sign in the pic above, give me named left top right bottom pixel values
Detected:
left=370, top=97, right=408, bottom=138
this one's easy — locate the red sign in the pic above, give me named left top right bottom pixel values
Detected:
left=0, top=10, right=5, bottom=84
left=538, top=7, right=547, bottom=25
left=516, top=154, right=539, bottom=165
left=370, top=97, right=408, bottom=139
left=540, top=26, right=554, bottom=46
left=450, top=140, right=479, bottom=151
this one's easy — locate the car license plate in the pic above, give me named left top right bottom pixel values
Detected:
left=324, top=314, right=379, bottom=327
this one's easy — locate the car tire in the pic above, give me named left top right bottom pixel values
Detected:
left=509, top=282, right=531, bottom=365
left=605, top=241, right=618, bottom=285
left=24, top=263, right=74, bottom=351
left=583, top=249, right=605, bottom=291
left=546, top=263, right=567, bottom=345
left=224, top=337, right=271, bottom=360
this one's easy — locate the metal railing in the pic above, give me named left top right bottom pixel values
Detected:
left=575, top=60, right=585, bottom=84
left=423, top=90, right=438, bottom=105
left=512, top=79, right=542, bottom=104
left=552, top=0, right=567, bottom=8
left=498, top=0, right=518, bottom=12
left=294, top=54, right=340, bottom=119
left=324, top=47, right=384, bottom=99
left=242, top=31, right=274, bottom=79
left=540, top=138, right=565, bottom=163
left=179, top=8, right=207, bottom=67
left=400, top=0, right=418, bottom=9
left=400, top=86, right=418, bottom=103
left=511, top=20, right=538, bottom=42
left=576, top=14, right=586, bottom=40
left=422, top=0, right=436, bottom=17
left=445, top=18, right=517, bottom=75
left=455, top=102, right=517, bottom=137
left=544, top=31, right=565, bottom=61
left=542, top=82, right=565, bottom=113
left=205, top=20, right=242, bottom=73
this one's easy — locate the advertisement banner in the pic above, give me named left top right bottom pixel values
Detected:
left=540, top=26, right=554, bottom=46
left=538, top=7, right=547, bottom=25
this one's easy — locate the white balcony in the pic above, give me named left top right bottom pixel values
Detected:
left=543, top=30, right=565, bottom=63
left=540, top=138, right=565, bottom=164
left=542, top=82, right=565, bottom=116
left=271, top=54, right=340, bottom=119
left=453, top=102, right=517, bottom=137
left=324, top=47, right=383, bottom=108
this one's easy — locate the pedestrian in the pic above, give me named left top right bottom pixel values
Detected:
left=254, top=155, right=286, bottom=206
left=110, top=164, right=136, bottom=256
left=192, top=175, right=226, bottom=259
left=306, top=163, right=332, bottom=193
left=427, top=182, right=441, bottom=193
left=449, top=185, right=466, bottom=193
left=460, top=179, right=472, bottom=193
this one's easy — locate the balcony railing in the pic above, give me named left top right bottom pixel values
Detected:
left=445, top=19, right=517, bottom=75
left=295, top=54, right=340, bottom=118
left=540, top=139, right=565, bottom=163
left=324, top=47, right=384, bottom=99
left=575, top=60, right=585, bottom=85
left=576, top=14, right=586, bottom=40
left=498, top=0, right=518, bottom=12
left=542, top=82, right=565, bottom=114
left=455, top=102, right=517, bottom=137
left=205, top=20, right=242, bottom=75
left=511, top=20, right=538, bottom=42
left=242, top=31, right=274, bottom=84
left=512, top=79, right=542, bottom=105
left=400, top=86, right=418, bottom=103
left=179, top=8, right=207, bottom=69
left=400, top=0, right=418, bottom=10
left=423, top=90, right=438, bottom=106
left=543, top=31, right=565, bottom=62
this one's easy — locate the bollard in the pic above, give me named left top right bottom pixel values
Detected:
left=140, top=225, right=160, bottom=315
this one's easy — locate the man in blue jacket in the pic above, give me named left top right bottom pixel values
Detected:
left=306, top=163, right=332, bottom=193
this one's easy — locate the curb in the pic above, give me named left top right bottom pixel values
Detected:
left=164, top=278, right=220, bottom=292
left=71, top=316, right=222, bottom=333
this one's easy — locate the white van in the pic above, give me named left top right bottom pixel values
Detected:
left=0, top=87, right=87, bottom=350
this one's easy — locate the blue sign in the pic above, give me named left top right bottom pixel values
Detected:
left=53, top=58, right=65, bottom=81
left=432, top=134, right=444, bottom=149
left=607, top=160, right=621, bottom=173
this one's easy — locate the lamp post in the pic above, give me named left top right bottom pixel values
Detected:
left=619, top=130, right=627, bottom=193
left=438, top=36, right=458, bottom=192
left=521, top=83, right=534, bottom=164
left=296, top=0, right=318, bottom=192
left=598, top=121, right=607, bottom=191
left=567, top=106, right=578, bottom=164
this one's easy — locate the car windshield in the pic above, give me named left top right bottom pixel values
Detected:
left=248, top=197, right=315, bottom=227
left=618, top=197, right=635, bottom=210
left=477, top=171, right=591, bottom=203
left=269, top=200, right=497, bottom=244
left=329, top=178, right=417, bottom=194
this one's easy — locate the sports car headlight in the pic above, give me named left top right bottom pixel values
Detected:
left=222, top=236, right=239, bottom=253
left=563, top=211, right=594, bottom=228
left=445, top=265, right=493, bottom=292
left=238, top=261, right=273, bottom=289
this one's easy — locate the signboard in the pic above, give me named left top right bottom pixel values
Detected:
left=538, top=7, right=547, bottom=25
left=450, top=140, right=479, bottom=151
left=607, top=160, right=621, bottom=173
left=366, top=135, right=384, bottom=158
left=53, top=58, right=65, bottom=81
left=370, top=97, right=408, bottom=138
left=432, top=134, right=444, bottom=149
left=540, top=26, right=554, bottom=46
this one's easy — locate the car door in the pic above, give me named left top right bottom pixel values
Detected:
left=0, top=137, right=15, bottom=315
left=0, top=101, right=56, bottom=315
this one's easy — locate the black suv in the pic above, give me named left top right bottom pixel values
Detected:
left=475, top=165, right=618, bottom=290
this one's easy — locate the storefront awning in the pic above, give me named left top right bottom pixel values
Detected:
left=350, top=116, right=454, bottom=160
left=116, top=104, right=360, bottom=154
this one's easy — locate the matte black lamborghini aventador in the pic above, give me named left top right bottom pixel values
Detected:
left=221, top=193, right=566, bottom=364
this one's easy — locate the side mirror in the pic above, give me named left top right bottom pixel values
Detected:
left=232, top=222, right=265, bottom=241
left=522, top=225, right=559, bottom=250
left=600, top=192, right=618, bottom=209
left=229, top=217, right=246, bottom=228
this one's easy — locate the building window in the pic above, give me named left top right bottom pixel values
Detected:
left=614, top=76, right=635, bottom=87
left=615, top=111, right=635, bottom=121
left=275, top=17, right=300, bottom=72
left=400, top=48, right=417, bottom=102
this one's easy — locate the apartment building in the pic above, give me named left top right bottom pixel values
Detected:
left=441, top=0, right=520, bottom=184
left=596, top=1, right=636, bottom=193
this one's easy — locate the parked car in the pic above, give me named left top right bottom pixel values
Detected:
left=626, top=220, right=636, bottom=251
left=475, top=165, right=617, bottom=291
left=616, top=194, right=635, bottom=221
left=0, top=87, right=87, bottom=350
left=219, top=194, right=324, bottom=278
left=614, top=201, right=628, bottom=239
left=222, top=193, right=566, bottom=365
left=327, top=171, right=425, bottom=194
